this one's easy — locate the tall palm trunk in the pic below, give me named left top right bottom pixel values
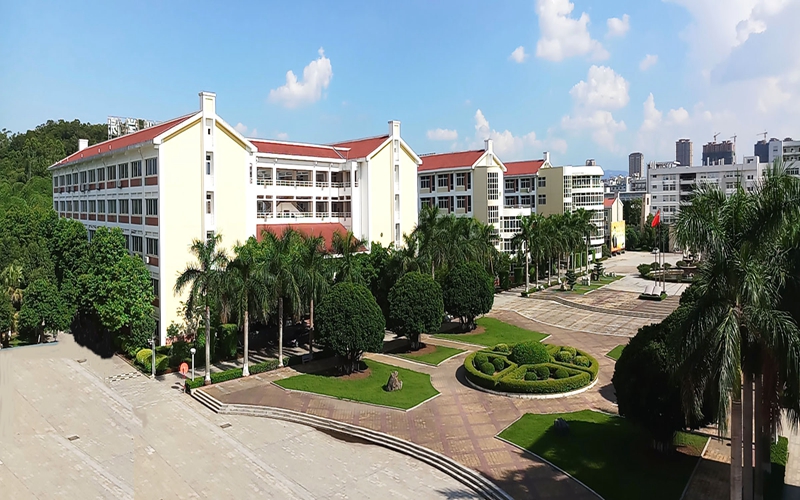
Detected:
left=743, top=372, right=754, bottom=499
left=242, top=308, right=250, bottom=376
left=308, top=298, right=314, bottom=354
left=754, top=373, right=765, bottom=500
left=586, top=243, right=590, bottom=280
left=524, top=250, right=530, bottom=292
left=535, top=262, right=539, bottom=288
left=204, top=303, right=211, bottom=385
left=732, top=394, right=744, bottom=500
left=278, top=297, right=284, bottom=367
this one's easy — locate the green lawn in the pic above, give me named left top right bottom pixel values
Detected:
left=607, top=345, right=626, bottom=361
left=274, top=359, right=439, bottom=410
left=555, top=275, right=623, bottom=295
left=499, top=410, right=708, bottom=500
left=433, top=317, right=548, bottom=347
left=395, top=345, right=464, bottom=366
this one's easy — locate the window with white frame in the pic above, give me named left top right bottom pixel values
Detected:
left=520, top=195, right=531, bottom=206
left=456, top=172, right=466, bottom=187
left=131, top=236, right=143, bottom=253
left=146, top=199, right=158, bottom=216
left=520, top=178, right=531, bottom=190
left=145, top=157, right=158, bottom=176
left=456, top=196, right=466, bottom=209
left=118, top=163, right=128, bottom=179
left=395, top=223, right=400, bottom=243
left=206, top=193, right=213, bottom=214
left=97, top=168, right=105, bottom=181
left=80, top=200, right=87, bottom=212
left=89, top=200, right=96, bottom=213
left=437, top=174, right=448, bottom=189
left=437, top=197, right=450, bottom=210
left=538, top=194, right=546, bottom=205
left=504, top=179, right=515, bottom=191
left=505, top=196, right=517, bottom=207
left=538, top=177, right=546, bottom=188
left=107, top=199, right=116, bottom=214
left=420, top=176, right=431, bottom=189
left=59, top=201, right=65, bottom=211
left=88, top=169, right=96, bottom=182
left=132, top=199, right=142, bottom=215
left=487, top=205, right=499, bottom=224
left=205, top=153, right=213, bottom=175
left=97, top=200, right=105, bottom=214
left=487, top=172, right=498, bottom=200
left=106, top=165, right=116, bottom=180
left=80, top=171, right=87, bottom=184
left=53, top=201, right=58, bottom=211
left=131, top=160, right=142, bottom=177
left=146, top=237, right=158, bottom=256
left=119, top=199, right=129, bottom=214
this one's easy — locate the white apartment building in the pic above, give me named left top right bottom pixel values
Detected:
left=768, top=137, right=800, bottom=173
left=647, top=156, right=768, bottom=224
left=49, top=92, right=421, bottom=344
left=603, top=175, right=648, bottom=201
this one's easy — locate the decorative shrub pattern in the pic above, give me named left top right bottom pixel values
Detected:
left=465, top=342, right=598, bottom=395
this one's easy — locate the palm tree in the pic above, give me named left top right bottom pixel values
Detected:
left=174, top=234, right=228, bottom=385
left=674, top=167, right=800, bottom=500
left=512, top=215, right=536, bottom=291
left=261, top=228, right=303, bottom=366
left=1, top=263, right=23, bottom=308
left=297, top=233, right=329, bottom=353
left=331, top=230, right=362, bottom=283
left=414, top=204, right=440, bottom=277
left=572, top=208, right=596, bottom=277
left=468, top=218, right=500, bottom=276
left=225, top=237, right=270, bottom=376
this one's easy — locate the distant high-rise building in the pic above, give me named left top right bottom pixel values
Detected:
left=754, top=139, right=769, bottom=163
left=676, top=139, right=692, bottom=166
left=702, top=140, right=735, bottom=165
left=628, top=152, right=643, bottom=177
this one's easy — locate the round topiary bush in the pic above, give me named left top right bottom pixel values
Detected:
left=554, top=368, right=570, bottom=379
left=573, top=355, right=590, bottom=367
left=493, top=343, right=510, bottom=354
left=534, top=365, right=550, bottom=380
left=492, top=357, right=505, bottom=371
left=562, top=346, right=577, bottom=358
left=524, top=372, right=537, bottom=381
left=479, top=362, right=496, bottom=375
left=388, top=272, right=444, bottom=349
left=555, top=350, right=574, bottom=363
left=474, top=352, right=489, bottom=367
left=510, top=341, right=549, bottom=365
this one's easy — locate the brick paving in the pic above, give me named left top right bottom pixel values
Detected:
left=206, top=310, right=624, bottom=500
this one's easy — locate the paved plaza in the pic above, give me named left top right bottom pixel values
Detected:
left=0, top=336, right=470, bottom=499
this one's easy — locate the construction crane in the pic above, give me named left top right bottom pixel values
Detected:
left=758, top=131, right=768, bottom=141
left=713, top=132, right=720, bottom=142
left=731, top=134, right=737, bottom=145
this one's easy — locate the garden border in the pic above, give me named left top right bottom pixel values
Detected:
left=465, top=375, right=599, bottom=399
left=429, top=333, right=552, bottom=349
left=389, top=348, right=467, bottom=367
left=270, top=380, right=442, bottom=413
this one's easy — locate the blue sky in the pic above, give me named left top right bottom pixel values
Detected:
left=2, top=0, right=798, bottom=173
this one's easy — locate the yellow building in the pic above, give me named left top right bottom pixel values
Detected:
left=49, top=92, right=421, bottom=343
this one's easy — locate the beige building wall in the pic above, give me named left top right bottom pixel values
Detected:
left=398, top=142, right=420, bottom=243
left=536, top=167, right=565, bottom=216
left=212, top=124, right=251, bottom=247
left=367, top=140, right=393, bottom=246
left=473, top=167, right=488, bottom=223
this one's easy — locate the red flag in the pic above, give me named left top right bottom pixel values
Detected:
left=651, top=210, right=661, bottom=227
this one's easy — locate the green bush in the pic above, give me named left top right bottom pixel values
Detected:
left=495, top=364, right=590, bottom=394
left=676, top=260, right=687, bottom=268
left=637, top=263, right=652, bottom=277
left=135, top=349, right=169, bottom=374
left=388, top=272, right=444, bottom=349
left=479, top=361, right=496, bottom=375
left=169, top=341, right=192, bottom=368
left=493, top=343, right=510, bottom=354
left=216, top=324, right=238, bottom=361
left=524, top=372, right=537, bottom=381
left=534, top=365, right=551, bottom=380
left=185, top=357, right=286, bottom=390
left=511, top=341, right=549, bottom=365
left=562, top=346, right=577, bottom=357
left=555, top=350, right=574, bottom=363
left=442, top=262, right=494, bottom=329
left=662, top=262, right=672, bottom=270
left=554, top=368, right=570, bottom=379
left=492, top=357, right=505, bottom=371
left=156, top=345, right=171, bottom=356
left=136, top=349, right=152, bottom=366
left=573, top=355, right=591, bottom=367
left=650, top=261, right=661, bottom=270
left=474, top=352, right=489, bottom=367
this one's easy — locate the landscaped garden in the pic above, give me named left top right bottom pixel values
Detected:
left=433, top=317, right=547, bottom=347
left=498, top=410, right=708, bottom=500
left=394, top=344, right=464, bottom=366
left=553, top=274, right=623, bottom=295
left=463, top=340, right=598, bottom=395
left=606, top=345, right=625, bottom=361
left=274, top=359, right=439, bottom=410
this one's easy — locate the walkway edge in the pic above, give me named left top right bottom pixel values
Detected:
left=524, top=293, right=665, bottom=320
left=495, top=307, right=636, bottom=338
left=679, top=436, right=712, bottom=500
left=191, top=389, right=513, bottom=500
left=465, top=375, right=600, bottom=400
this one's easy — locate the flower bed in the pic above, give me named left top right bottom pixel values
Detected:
left=463, top=341, right=598, bottom=395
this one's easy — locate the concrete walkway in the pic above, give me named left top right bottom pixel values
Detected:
left=204, top=310, right=624, bottom=500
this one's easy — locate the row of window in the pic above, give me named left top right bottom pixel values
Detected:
left=504, top=178, right=536, bottom=191
left=53, top=158, right=158, bottom=187
left=420, top=172, right=473, bottom=190
left=504, top=195, right=533, bottom=207
left=55, top=197, right=157, bottom=216
left=87, top=229, right=159, bottom=257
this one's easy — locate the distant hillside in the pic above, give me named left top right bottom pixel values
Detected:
left=0, top=120, right=107, bottom=212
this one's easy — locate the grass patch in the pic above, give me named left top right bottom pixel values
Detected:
left=395, top=345, right=464, bottom=366
left=766, top=436, right=789, bottom=500
left=275, top=359, right=439, bottom=410
left=606, top=345, right=626, bottom=361
left=499, top=410, right=707, bottom=500
left=433, top=317, right=547, bottom=347
left=557, top=275, right=623, bottom=295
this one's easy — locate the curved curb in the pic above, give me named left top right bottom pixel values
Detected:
left=525, top=293, right=667, bottom=320
left=191, top=389, right=512, bottom=500
left=464, top=375, right=599, bottom=400
left=494, top=307, right=637, bottom=338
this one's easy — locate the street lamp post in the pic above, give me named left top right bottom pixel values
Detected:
left=190, top=347, right=196, bottom=381
left=149, top=337, right=156, bottom=379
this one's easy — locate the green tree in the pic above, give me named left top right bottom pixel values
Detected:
left=261, top=228, right=302, bottom=366
left=18, top=278, right=69, bottom=343
left=0, top=295, right=13, bottom=344
left=442, top=262, right=494, bottom=330
left=388, top=272, right=443, bottom=349
left=174, top=234, right=228, bottom=385
left=572, top=208, right=596, bottom=276
left=331, top=230, right=363, bottom=283
left=315, top=282, right=385, bottom=374
left=296, top=233, right=329, bottom=353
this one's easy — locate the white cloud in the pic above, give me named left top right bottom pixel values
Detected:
left=472, top=109, right=567, bottom=158
left=639, top=54, right=658, bottom=71
left=535, top=0, right=608, bottom=61
left=667, top=107, right=690, bottom=124
left=561, top=111, right=626, bottom=150
left=641, top=94, right=662, bottom=131
left=427, top=128, right=459, bottom=141
left=569, top=65, right=630, bottom=110
left=606, top=14, right=630, bottom=37
left=275, top=132, right=289, bottom=140
left=509, top=46, right=528, bottom=63
left=234, top=122, right=248, bottom=134
left=268, top=48, right=333, bottom=109
left=756, top=77, right=792, bottom=112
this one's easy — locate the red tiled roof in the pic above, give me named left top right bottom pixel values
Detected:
left=255, top=223, right=350, bottom=252
left=504, top=159, right=544, bottom=177
left=51, top=114, right=194, bottom=168
left=603, top=197, right=616, bottom=208
left=331, top=135, right=389, bottom=159
left=418, top=150, right=484, bottom=172
left=250, top=139, right=346, bottom=160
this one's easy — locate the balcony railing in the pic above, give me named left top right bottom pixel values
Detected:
left=275, top=211, right=313, bottom=218
left=257, top=178, right=273, bottom=186
left=259, top=211, right=352, bottom=219
left=504, top=204, right=531, bottom=209
left=275, top=179, right=313, bottom=187
left=329, top=212, right=352, bottom=218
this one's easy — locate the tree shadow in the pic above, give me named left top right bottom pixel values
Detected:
left=434, top=487, right=483, bottom=499
left=598, top=382, right=617, bottom=404
left=70, top=317, right=115, bottom=359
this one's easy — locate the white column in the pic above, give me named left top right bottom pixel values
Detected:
left=351, top=160, right=361, bottom=237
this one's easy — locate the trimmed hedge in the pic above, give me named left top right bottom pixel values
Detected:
left=492, top=357, right=505, bottom=371
left=510, top=341, right=549, bottom=365
left=186, top=357, right=288, bottom=390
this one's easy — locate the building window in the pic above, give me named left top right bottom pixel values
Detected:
left=487, top=206, right=499, bottom=224
left=146, top=199, right=158, bottom=216
left=60, top=201, right=65, bottom=211
left=437, top=197, right=450, bottom=210
left=107, top=199, right=116, bottom=214
left=97, top=200, right=105, bottom=214
left=80, top=200, right=87, bottom=213
left=66, top=201, right=73, bottom=212
left=206, top=193, right=213, bottom=214
left=538, top=177, right=546, bottom=188
left=145, top=157, right=158, bottom=176
left=505, top=196, right=517, bottom=207
left=107, top=165, right=116, bottom=181
left=152, top=278, right=159, bottom=297
left=420, top=197, right=434, bottom=208
left=132, top=199, right=143, bottom=215
left=487, top=172, right=498, bottom=200
left=206, top=231, right=215, bottom=241
left=124, top=235, right=130, bottom=250
left=131, top=160, right=142, bottom=177
left=205, top=153, right=213, bottom=175
left=131, top=236, right=143, bottom=253
left=119, top=199, right=129, bottom=214
left=118, top=163, right=128, bottom=179
left=59, top=175, right=65, bottom=186
left=54, top=200, right=58, bottom=211
left=456, top=196, right=466, bottom=209
left=80, top=171, right=87, bottom=184
left=504, top=179, right=515, bottom=191
left=88, top=169, right=96, bottom=182
left=520, top=178, right=531, bottom=191
left=437, top=175, right=448, bottom=189
left=456, top=173, right=466, bottom=187
left=97, top=168, right=105, bottom=182
left=89, top=200, right=96, bottom=213
left=395, top=223, right=400, bottom=243
left=88, top=229, right=95, bottom=241
left=538, top=194, right=546, bottom=205
left=394, top=194, right=400, bottom=212
left=420, top=176, right=431, bottom=189
left=53, top=177, right=58, bottom=188
left=146, top=237, right=158, bottom=256
left=520, top=195, right=531, bottom=206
